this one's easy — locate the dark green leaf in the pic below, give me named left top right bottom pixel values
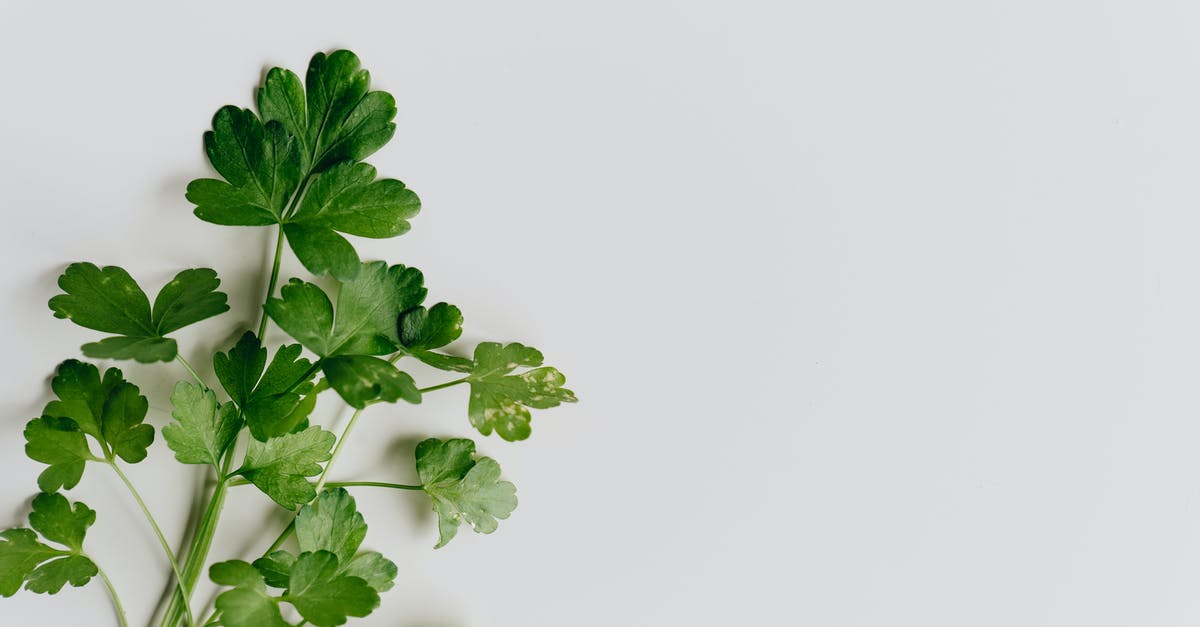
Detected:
left=238, top=427, right=335, bottom=509
left=38, top=360, right=154, bottom=464
left=49, top=264, right=229, bottom=362
left=416, top=438, right=517, bottom=548
left=282, top=163, right=420, bottom=277
left=163, top=382, right=241, bottom=467
left=265, top=261, right=426, bottom=358
left=215, top=333, right=317, bottom=441
left=28, top=493, right=94, bottom=552
left=260, top=50, right=396, bottom=174
left=399, top=303, right=463, bottom=352
left=251, top=551, right=296, bottom=589
left=284, top=551, right=379, bottom=626
left=0, top=529, right=62, bottom=597
left=188, top=106, right=302, bottom=226
left=24, top=555, right=97, bottom=595
left=0, top=494, right=99, bottom=596
left=465, top=343, right=577, bottom=441
left=322, top=355, right=420, bottom=408
left=24, top=417, right=90, bottom=492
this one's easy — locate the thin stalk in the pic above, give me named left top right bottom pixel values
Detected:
left=96, top=564, right=130, bottom=627
left=419, top=378, right=468, bottom=394
left=175, top=355, right=205, bottom=388
left=159, top=452, right=235, bottom=627
left=323, top=481, right=423, bottom=490
left=109, top=462, right=194, bottom=627
left=257, top=225, right=286, bottom=339
left=313, top=408, right=364, bottom=496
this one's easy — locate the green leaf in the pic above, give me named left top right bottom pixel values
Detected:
left=23, top=554, right=97, bottom=595
left=0, top=529, right=63, bottom=597
left=257, top=490, right=396, bottom=595
left=259, top=50, right=396, bottom=175
left=265, top=261, right=426, bottom=357
left=152, top=268, right=231, bottom=334
left=251, top=551, right=296, bottom=589
left=100, top=381, right=154, bottom=463
left=188, top=106, right=302, bottom=226
left=0, top=494, right=99, bottom=597
left=282, top=162, right=419, bottom=279
left=38, top=360, right=154, bottom=464
left=28, top=493, right=94, bottom=553
left=238, top=426, right=335, bottom=509
left=321, top=355, right=420, bottom=409
left=416, top=438, right=517, bottom=548
left=399, top=303, right=463, bottom=352
left=214, top=332, right=317, bottom=441
left=43, top=359, right=122, bottom=438
left=295, top=488, right=365, bottom=565
left=341, top=552, right=396, bottom=593
left=23, top=417, right=91, bottom=492
left=210, top=560, right=287, bottom=627
left=282, top=224, right=362, bottom=281
left=465, top=342, right=577, bottom=441
left=163, top=382, right=241, bottom=467
left=284, top=551, right=379, bottom=626
left=49, top=263, right=229, bottom=362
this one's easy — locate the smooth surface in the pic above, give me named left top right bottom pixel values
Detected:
left=2, top=1, right=1200, bottom=625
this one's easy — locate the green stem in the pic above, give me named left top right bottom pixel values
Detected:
left=418, top=378, right=468, bottom=394
left=175, top=355, right=205, bottom=388
left=109, top=462, right=194, bottom=627
left=96, top=564, right=129, bottom=627
left=159, top=453, right=234, bottom=627
left=257, top=225, right=286, bottom=339
left=323, top=481, right=423, bottom=490
left=314, top=408, right=363, bottom=495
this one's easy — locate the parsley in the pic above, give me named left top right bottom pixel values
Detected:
left=3, top=49, right=577, bottom=627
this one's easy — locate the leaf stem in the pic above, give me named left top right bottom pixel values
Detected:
left=175, top=355, right=205, bottom=388
left=314, top=408, right=363, bottom=496
left=323, top=480, right=423, bottom=490
left=108, top=461, right=195, bottom=627
left=419, top=377, right=469, bottom=394
left=96, top=563, right=130, bottom=627
left=257, top=225, right=286, bottom=339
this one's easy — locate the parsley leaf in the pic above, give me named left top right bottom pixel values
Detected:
left=283, top=162, right=419, bottom=279
left=259, top=50, right=396, bottom=175
left=254, top=489, right=396, bottom=595
left=30, top=360, right=155, bottom=474
left=28, top=493, right=95, bottom=552
left=0, top=494, right=99, bottom=597
left=214, top=332, right=317, bottom=440
left=397, top=302, right=472, bottom=371
left=49, top=264, right=229, bottom=362
left=163, top=382, right=241, bottom=468
left=416, top=438, right=517, bottom=548
left=284, top=550, right=379, bottom=626
left=265, top=261, right=427, bottom=406
left=321, top=355, right=420, bottom=409
left=236, top=426, right=335, bottom=509
left=187, top=106, right=301, bottom=226
left=265, top=261, right=426, bottom=358
left=210, top=560, right=287, bottom=627
left=465, top=342, right=577, bottom=441
left=23, top=417, right=91, bottom=492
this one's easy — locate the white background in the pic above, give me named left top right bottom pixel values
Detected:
left=2, top=1, right=1200, bottom=625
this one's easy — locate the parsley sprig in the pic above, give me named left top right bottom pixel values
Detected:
left=1, top=49, right=577, bottom=627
